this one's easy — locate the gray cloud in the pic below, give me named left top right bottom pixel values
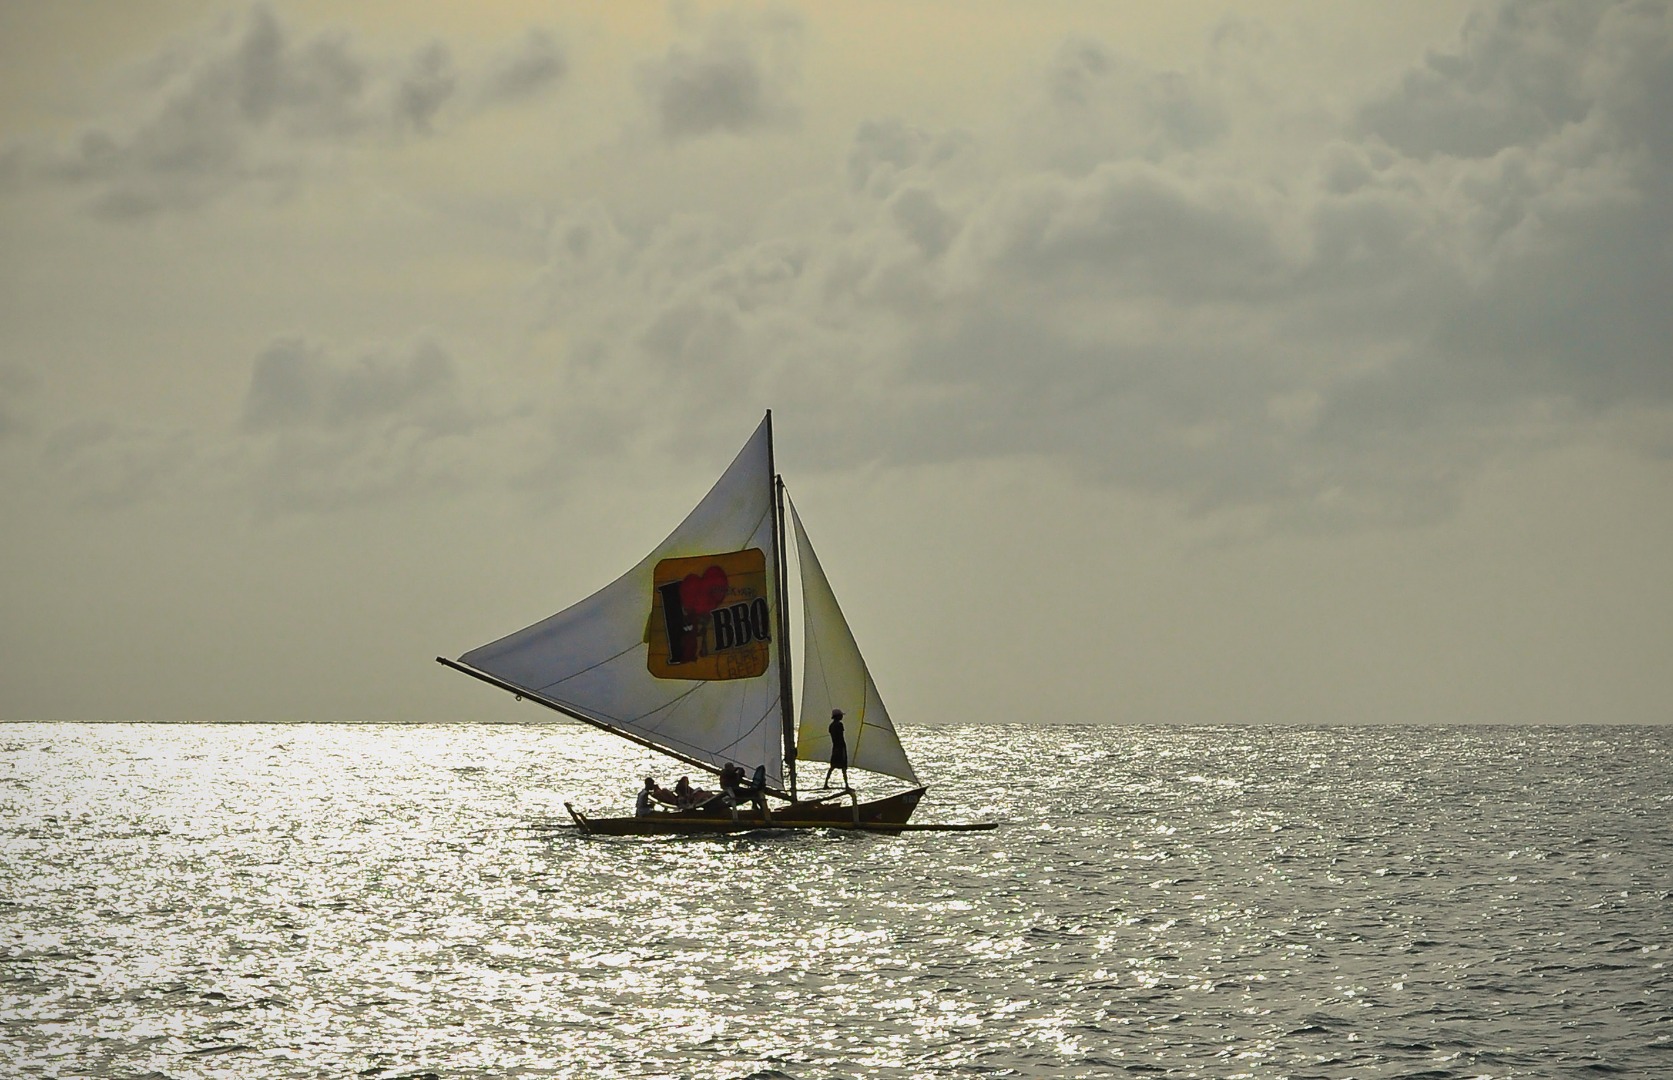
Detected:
left=479, top=29, right=568, bottom=106
left=1356, top=1, right=1600, bottom=159
left=963, top=162, right=1293, bottom=302
left=4, top=4, right=565, bottom=218
left=531, top=0, right=1670, bottom=530
left=1319, top=0, right=1673, bottom=440
left=236, top=337, right=488, bottom=515
left=1022, top=35, right=1230, bottom=171
left=638, top=8, right=803, bottom=140
left=847, top=119, right=978, bottom=196
left=394, top=42, right=458, bottom=135
left=24, top=1, right=1652, bottom=528
left=8, top=336, right=507, bottom=516
left=38, top=419, right=199, bottom=510
left=887, top=186, right=959, bottom=259
left=241, top=338, right=464, bottom=433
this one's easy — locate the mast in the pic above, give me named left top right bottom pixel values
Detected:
left=767, top=413, right=798, bottom=801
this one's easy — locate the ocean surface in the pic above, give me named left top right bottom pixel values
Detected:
left=1, top=723, right=1668, bottom=1080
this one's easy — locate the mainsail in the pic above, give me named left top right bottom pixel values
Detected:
left=790, top=500, right=919, bottom=785
left=456, top=415, right=788, bottom=788
left=445, top=412, right=921, bottom=800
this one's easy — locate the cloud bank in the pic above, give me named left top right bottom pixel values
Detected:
left=5, top=1, right=1667, bottom=533
left=534, top=0, right=1672, bottom=528
left=3, top=5, right=566, bottom=218
left=638, top=7, right=804, bottom=141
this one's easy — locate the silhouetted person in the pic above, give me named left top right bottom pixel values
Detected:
left=719, top=762, right=772, bottom=822
left=823, top=709, right=849, bottom=790
left=636, top=775, right=677, bottom=815
left=674, top=775, right=713, bottom=810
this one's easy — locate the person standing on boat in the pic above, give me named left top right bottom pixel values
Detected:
left=823, top=709, right=850, bottom=790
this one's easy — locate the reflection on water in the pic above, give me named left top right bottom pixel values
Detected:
left=2, top=723, right=1668, bottom=1078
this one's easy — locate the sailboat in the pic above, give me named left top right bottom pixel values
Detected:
left=438, top=412, right=994, bottom=835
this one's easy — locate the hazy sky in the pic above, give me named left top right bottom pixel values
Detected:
left=2, top=1, right=1669, bottom=726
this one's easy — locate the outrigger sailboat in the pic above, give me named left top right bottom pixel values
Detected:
left=439, top=412, right=993, bottom=835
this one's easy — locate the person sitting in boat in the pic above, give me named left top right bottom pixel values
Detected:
left=635, top=776, right=659, bottom=816
left=673, top=775, right=713, bottom=810
left=718, top=762, right=772, bottom=821
left=693, top=768, right=735, bottom=811
left=635, top=776, right=678, bottom=815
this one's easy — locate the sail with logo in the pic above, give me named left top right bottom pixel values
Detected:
left=439, top=412, right=988, bottom=834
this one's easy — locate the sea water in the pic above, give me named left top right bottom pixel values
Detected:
left=1, top=723, right=1668, bottom=1079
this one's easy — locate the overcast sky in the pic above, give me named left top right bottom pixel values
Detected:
left=2, top=0, right=1669, bottom=727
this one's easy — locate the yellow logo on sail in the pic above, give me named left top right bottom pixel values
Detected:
left=647, top=548, right=770, bottom=680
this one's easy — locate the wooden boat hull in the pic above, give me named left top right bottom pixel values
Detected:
left=564, top=787, right=969, bottom=835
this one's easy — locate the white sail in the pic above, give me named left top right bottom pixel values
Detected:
left=458, top=415, right=787, bottom=788
left=790, top=499, right=919, bottom=785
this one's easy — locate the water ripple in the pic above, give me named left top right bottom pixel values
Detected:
left=1, top=723, right=1668, bottom=1078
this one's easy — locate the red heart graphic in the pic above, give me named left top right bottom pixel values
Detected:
left=679, top=566, right=729, bottom=616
